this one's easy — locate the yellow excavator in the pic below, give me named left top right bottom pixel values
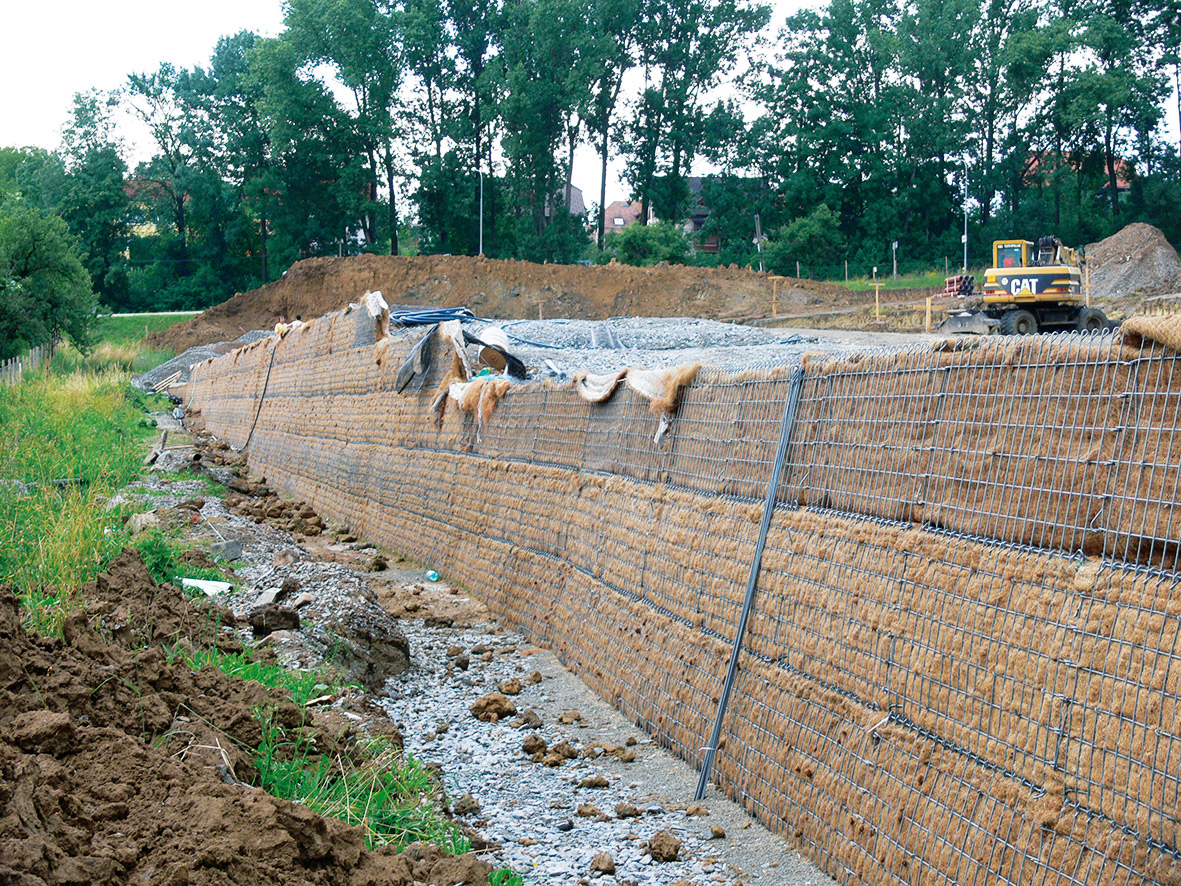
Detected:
left=940, top=236, right=1108, bottom=334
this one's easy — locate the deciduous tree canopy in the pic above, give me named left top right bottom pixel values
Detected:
left=1, top=0, right=1177, bottom=315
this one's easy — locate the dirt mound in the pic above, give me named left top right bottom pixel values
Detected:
left=149, top=254, right=843, bottom=352
left=1086, top=222, right=1181, bottom=299
left=84, top=548, right=242, bottom=653
left=0, top=555, right=490, bottom=886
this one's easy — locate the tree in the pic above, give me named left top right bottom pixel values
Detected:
left=251, top=35, right=369, bottom=264
left=40, top=92, right=132, bottom=310
left=0, top=148, right=30, bottom=204
left=0, top=205, right=98, bottom=359
left=582, top=0, right=643, bottom=247
left=764, top=204, right=846, bottom=275
left=605, top=219, right=691, bottom=264
left=621, top=0, right=770, bottom=222
left=499, top=0, right=595, bottom=257
left=283, top=0, right=406, bottom=253
left=1065, top=0, right=1167, bottom=221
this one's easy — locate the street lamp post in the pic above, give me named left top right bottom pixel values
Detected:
left=962, top=162, right=969, bottom=271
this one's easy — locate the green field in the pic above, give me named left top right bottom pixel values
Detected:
left=841, top=269, right=969, bottom=292
left=97, top=311, right=198, bottom=345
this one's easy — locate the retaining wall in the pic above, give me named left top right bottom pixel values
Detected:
left=187, top=307, right=1181, bottom=885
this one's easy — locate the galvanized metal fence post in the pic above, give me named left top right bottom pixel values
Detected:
left=695, top=365, right=805, bottom=801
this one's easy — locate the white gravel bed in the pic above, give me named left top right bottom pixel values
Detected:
left=381, top=611, right=830, bottom=886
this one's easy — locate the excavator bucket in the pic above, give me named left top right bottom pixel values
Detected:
left=938, top=312, right=1000, bottom=335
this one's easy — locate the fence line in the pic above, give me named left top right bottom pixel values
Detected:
left=0, top=343, right=54, bottom=386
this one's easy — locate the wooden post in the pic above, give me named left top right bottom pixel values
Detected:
left=875, top=282, right=881, bottom=320
left=925, top=296, right=932, bottom=333
left=772, top=278, right=778, bottom=319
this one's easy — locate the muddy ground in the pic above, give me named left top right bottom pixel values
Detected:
left=0, top=555, right=490, bottom=886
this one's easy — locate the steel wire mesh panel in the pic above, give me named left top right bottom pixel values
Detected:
left=1103, top=340, right=1181, bottom=571
left=185, top=317, right=1181, bottom=886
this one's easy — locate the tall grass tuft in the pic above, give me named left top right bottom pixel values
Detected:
left=255, top=713, right=470, bottom=853
left=169, top=647, right=336, bottom=706
left=0, top=368, right=154, bottom=632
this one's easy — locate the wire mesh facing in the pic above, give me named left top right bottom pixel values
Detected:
left=186, top=309, right=1181, bottom=885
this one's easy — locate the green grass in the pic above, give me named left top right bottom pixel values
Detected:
left=163, top=468, right=227, bottom=498
left=255, top=714, right=470, bottom=852
left=842, top=268, right=969, bottom=291
left=97, top=312, right=199, bottom=346
left=488, top=870, right=524, bottom=886
left=168, top=646, right=336, bottom=705
left=0, top=369, right=158, bottom=633
left=51, top=341, right=175, bottom=376
left=130, top=529, right=237, bottom=596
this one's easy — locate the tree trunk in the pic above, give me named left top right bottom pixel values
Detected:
left=261, top=213, right=268, bottom=282
left=387, top=159, right=399, bottom=256
left=982, top=84, right=996, bottom=224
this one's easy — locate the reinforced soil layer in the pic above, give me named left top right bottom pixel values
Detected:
left=183, top=304, right=1181, bottom=886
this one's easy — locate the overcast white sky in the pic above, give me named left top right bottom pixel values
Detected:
left=1, top=0, right=1176, bottom=215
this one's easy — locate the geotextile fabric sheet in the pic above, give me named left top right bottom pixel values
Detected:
left=187, top=306, right=1181, bottom=886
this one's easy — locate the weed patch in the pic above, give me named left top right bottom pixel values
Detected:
left=0, top=370, right=155, bottom=631
left=255, top=713, right=470, bottom=853
left=170, top=646, right=336, bottom=706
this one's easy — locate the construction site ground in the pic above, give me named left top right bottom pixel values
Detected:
left=0, top=414, right=832, bottom=886
left=147, top=223, right=1181, bottom=356
left=17, top=221, right=1181, bottom=886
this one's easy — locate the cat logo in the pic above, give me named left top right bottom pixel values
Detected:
left=1006, top=277, right=1039, bottom=295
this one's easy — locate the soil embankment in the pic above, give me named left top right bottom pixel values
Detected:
left=0, top=549, right=490, bottom=886
left=149, top=255, right=844, bottom=353
left=147, top=223, right=1181, bottom=354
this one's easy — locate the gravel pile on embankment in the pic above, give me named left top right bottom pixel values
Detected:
left=458, top=316, right=930, bottom=377
left=1086, top=222, right=1181, bottom=300
left=132, top=330, right=272, bottom=391
left=139, top=317, right=929, bottom=391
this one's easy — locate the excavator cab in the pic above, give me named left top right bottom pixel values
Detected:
left=994, top=240, right=1029, bottom=269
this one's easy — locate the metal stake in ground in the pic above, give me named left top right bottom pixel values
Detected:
left=695, top=365, right=805, bottom=801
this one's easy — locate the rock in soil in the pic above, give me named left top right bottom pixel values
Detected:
left=590, top=851, right=616, bottom=874
left=249, top=603, right=301, bottom=638
left=615, top=802, right=641, bottom=819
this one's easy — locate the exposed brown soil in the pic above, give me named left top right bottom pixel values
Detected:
left=149, top=254, right=846, bottom=353
left=0, top=552, right=490, bottom=886
left=147, top=224, right=1181, bottom=354
left=84, top=548, right=242, bottom=654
